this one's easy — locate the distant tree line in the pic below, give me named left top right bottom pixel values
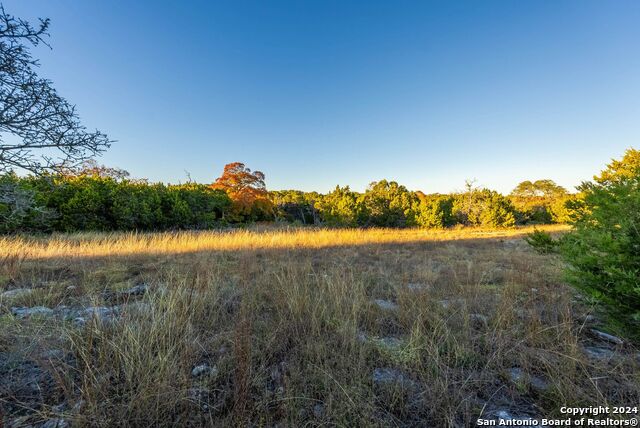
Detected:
left=271, top=179, right=572, bottom=229
left=0, top=169, right=230, bottom=233
left=1, top=160, right=577, bottom=233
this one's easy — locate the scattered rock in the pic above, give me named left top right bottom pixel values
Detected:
left=313, top=403, right=325, bottom=419
left=191, top=364, right=217, bottom=378
left=580, top=314, right=597, bottom=324
left=584, top=346, right=615, bottom=360
left=373, top=299, right=398, bottom=311
left=187, top=387, right=210, bottom=410
left=530, top=376, right=549, bottom=392
left=591, top=329, right=624, bottom=345
left=84, top=306, right=119, bottom=322
left=102, top=284, right=149, bottom=304
left=10, top=303, right=148, bottom=327
left=188, top=386, right=208, bottom=399
left=438, top=298, right=465, bottom=310
left=41, top=418, right=69, bottom=428
left=1, top=288, right=34, bottom=300
left=71, top=400, right=86, bottom=413
left=119, top=301, right=151, bottom=315
left=53, top=305, right=80, bottom=320
left=122, top=284, right=148, bottom=296
left=72, top=317, right=87, bottom=328
left=508, top=367, right=525, bottom=385
left=372, top=368, right=417, bottom=389
left=508, top=368, right=549, bottom=392
left=486, top=409, right=537, bottom=422
left=52, top=402, right=67, bottom=413
left=376, top=336, right=404, bottom=350
left=358, top=333, right=404, bottom=350
left=530, top=288, right=538, bottom=293
left=406, top=283, right=431, bottom=292
left=11, top=306, right=55, bottom=319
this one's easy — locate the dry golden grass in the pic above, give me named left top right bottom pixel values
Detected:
left=1, top=224, right=638, bottom=427
left=0, top=224, right=569, bottom=260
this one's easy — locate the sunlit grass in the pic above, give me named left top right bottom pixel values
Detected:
left=0, top=224, right=568, bottom=260
left=2, top=223, right=637, bottom=427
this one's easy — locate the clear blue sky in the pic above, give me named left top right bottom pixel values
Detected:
left=5, top=0, right=640, bottom=193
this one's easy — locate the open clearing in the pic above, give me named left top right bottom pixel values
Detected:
left=1, top=225, right=638, bottom=427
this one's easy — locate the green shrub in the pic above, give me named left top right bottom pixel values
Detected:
left=0, top=173, right=232, bottom=232
left=560, top=148, right=640, bottom=327
left=414, top=195, right=455, bottom=229
left=0, top=173, right=53, bottom=233
left=452, top=189, right=516, bottom=228
left=270, top=190, right=319, bottom=224
left=315, top=186, right=361, bottom=227
left=525, top=229, right=558, bottom=254
left=358, top=180, right=418, bottom=227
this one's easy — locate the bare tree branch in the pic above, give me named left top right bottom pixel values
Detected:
left=0, top=4, right=111, bottom=175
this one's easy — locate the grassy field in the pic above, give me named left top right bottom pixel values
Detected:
left=1, top=224, right=638, bottom=427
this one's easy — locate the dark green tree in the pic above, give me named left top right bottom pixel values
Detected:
left=358, top=180, right=418, bottom=227
left=560, top=148, right=640, bottom=327
left=414, top=194, right=455, bottom=229
left=315, top=186, right=361, bottom=227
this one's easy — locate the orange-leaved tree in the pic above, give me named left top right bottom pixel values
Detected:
left=211, top=162, right=273, bottom=221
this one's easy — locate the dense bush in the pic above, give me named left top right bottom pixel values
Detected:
left=271, top=184, right=525, bottom=229
left=0, top=174, right=231, bottom=232
left=359, top=180, right=417, bottom=227
left=560, top=148, right=640, bottom=326
left=270, top=190, right=319, bottom=224
left=451, top=189, right=516, bottom=228
left=511, top=196, right=554, bottom=224
left=414, top=194, right=455, bottom=229
left=0, top=173, right=53, bottom=233
left=510, top=179, right=573, bottom=224
left=1, top=168, right=571, bottom=233
left=314, top=186, right=361, bottom=227
left=548, top=194, right=573, bottom=223
left=525, top=229, right=559, bottom=254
